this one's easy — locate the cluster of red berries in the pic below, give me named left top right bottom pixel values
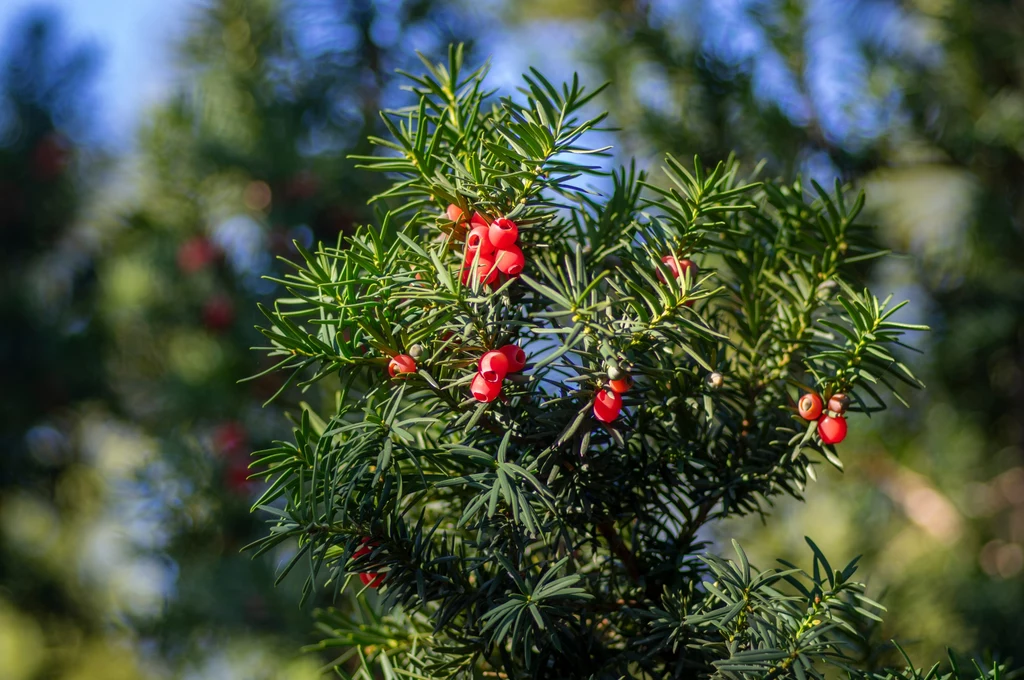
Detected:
left=386, top=340, right=531, bottom=404
left=353, top=537, right=384, bottom=588
left=448, top=205, right=526, bottom=285
left=593, top=369, right=632, bottom=423
left=798, top=391, right=850, bottom=445
left=471, top=345, right=527, bottom=402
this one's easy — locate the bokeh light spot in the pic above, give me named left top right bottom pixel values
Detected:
left=243, top=180, right=271, bottom=211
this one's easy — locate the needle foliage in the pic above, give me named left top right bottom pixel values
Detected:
left=245, top=46, right=1010, bottom=679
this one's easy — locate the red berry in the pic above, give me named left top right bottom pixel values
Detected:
left=817, top=415, right=847, bottom=445
left=31, top=132, right=71, bottom=181
left=225, top=460, right=253, bottom=494
left=360, top=571, right=385, bottom=588
left=471, top=372, right=502, bottom=402
left=213, top=421, right=246, bottom=457
left=479, top=351, right=510, bottom=383
left=461, top=254, right=498, bottom=285
left=388, top=354, right=417, bottom=377
left=499, top=344, right=527, bottom=373
left=446, top=204, right=464, bottom=223
left=481, top=256, right=501, bottom=284
left=657, top=255, right=698, bottom=284
left=494, top=244, right=525, bottom=276
left=177, top=236, right=218, bottom=273
left=471, top=212, right=490, bottom=228
left=466, top=225, right=495, bottom=256
left=202, top=295, right=235, bottom=331
left=593, top=389, right=623, bottom=423
left=798, top=392, right=824, bottom=420
left=608, top=377, right=632, bottom=394
left=353, top=539, right=384, bottom=589
left=676, top=257, right=698, bottom=279
left=353, top=539, right=372, bottom=559
left=489, top=218, right=518, bottom=249
left=479, top=259, right=499, bottom=284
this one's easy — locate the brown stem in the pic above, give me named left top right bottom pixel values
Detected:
left=678, top=495, right=720, bottom=549
left=597, top=519, right=642, bottom=583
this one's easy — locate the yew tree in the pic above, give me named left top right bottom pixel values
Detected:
left=245, top=46, right=1006, bottom=679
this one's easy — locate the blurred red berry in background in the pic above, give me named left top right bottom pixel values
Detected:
left=202, top=294, right=235, bottom=331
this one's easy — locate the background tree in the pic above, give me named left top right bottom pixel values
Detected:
left=92, top=0, right=479, bottom=670
left=0, top=11, right=151, bottom=679
left=1, top=1, right=476, bottom=678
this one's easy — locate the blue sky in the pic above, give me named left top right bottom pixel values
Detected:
left=0, top=0, right=911, bottom=158
left=0, top=0, right=188, bottom=148
left=0, top=0, right=569, bottom=150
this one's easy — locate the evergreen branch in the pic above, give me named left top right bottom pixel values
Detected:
left=244, top=51, right=944, bottom=679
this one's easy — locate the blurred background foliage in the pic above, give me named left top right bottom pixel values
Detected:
left=1, top=0, right=1022, bottom=677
